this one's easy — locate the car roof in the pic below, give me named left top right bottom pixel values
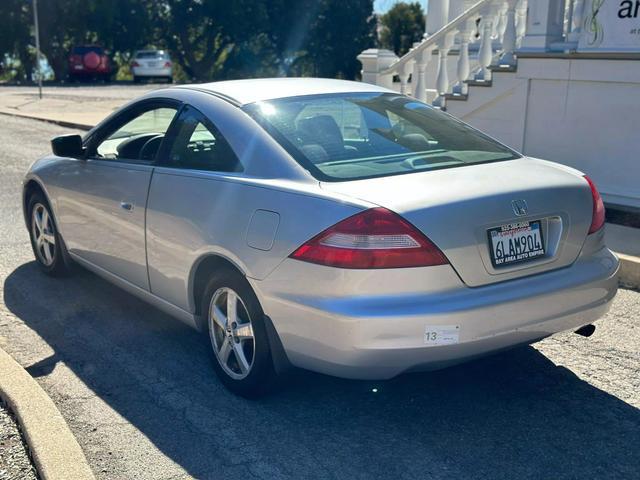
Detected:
left=176, top=78, right=393, bottom=106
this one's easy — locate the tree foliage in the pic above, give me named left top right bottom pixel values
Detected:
left=1, top=0, right=377, bottom=82
left=379, top=1, right=425, bottom=56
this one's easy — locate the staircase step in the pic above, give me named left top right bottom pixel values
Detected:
left=489, top=64, right=517, bottom=73
left=464, top=79, right=493, bottom=87
left=444, top=93, right=469, bottom=101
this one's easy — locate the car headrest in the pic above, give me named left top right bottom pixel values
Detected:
left=299, top=144, right=329, bottom=164
left=297, top=115, right=344, bottom=151
left=400, top=133, right=431, bottom=152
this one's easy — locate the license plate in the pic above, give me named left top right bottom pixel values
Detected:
left=488, top=220, right=545, bottom=268
left=147, top=61, right=158, bottom=67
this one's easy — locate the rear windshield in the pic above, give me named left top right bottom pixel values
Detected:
left=244, top=93, right=520, bottom=181
left=135, top=51, right=167, bottom=59
left=72, top=46, right=104, bottom=55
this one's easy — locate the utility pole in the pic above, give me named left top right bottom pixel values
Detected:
left=32, top=0, right=43, bottom=99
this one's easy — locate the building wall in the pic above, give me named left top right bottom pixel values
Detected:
left=447, top=57, right=640, bottom=209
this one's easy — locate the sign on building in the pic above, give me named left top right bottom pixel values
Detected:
left=578, top=0, right=640, bottom=51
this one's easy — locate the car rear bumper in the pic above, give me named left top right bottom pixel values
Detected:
left=132, top=67, right=172, bottom=77
left=252, top=246, right=619, bottom=379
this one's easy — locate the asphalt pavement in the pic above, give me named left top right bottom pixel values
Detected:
left=0, top=115, right=639, bottom=479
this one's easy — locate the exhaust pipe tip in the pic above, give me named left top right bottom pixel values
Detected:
left=575, top=324, right=596, bottom=337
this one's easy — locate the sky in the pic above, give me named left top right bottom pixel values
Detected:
left=374, top=0, right=429, bottom=13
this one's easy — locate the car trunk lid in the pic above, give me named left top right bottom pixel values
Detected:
left=320, top=158, right=593, bottom=287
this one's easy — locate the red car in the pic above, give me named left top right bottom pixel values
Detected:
left=67, top=46, right=112, bottom=82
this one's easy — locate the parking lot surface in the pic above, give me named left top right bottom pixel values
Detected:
left=0, top=114, right=639, bottom=479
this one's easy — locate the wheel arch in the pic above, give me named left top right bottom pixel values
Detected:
left=189, top=252, right=293, bottom=374
left=189, top=253, right=248, bottom=324
left=23, top=179, right=51, bottom=228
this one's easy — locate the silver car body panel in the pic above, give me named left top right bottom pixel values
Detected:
left=321, top=157, right=593, bottom=287
left=23, top=78, right=619, bottom=380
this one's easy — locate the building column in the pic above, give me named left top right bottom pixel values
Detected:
left=425, top=0, right=450, bottom=36
left=357, top=49, right=399, bottom=89
left=519, top=0, right=566, bottom=51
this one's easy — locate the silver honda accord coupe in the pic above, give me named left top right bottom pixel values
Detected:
left=23, top=78, right=619, bottom=397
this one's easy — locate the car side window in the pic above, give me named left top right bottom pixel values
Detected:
left=167, top=105, right=242, bottom=172
left=94, top=106, right=178, bottom=162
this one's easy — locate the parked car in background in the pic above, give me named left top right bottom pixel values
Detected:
left=131, top=50, right=173, bottom=83
left=67, top=45, right=112, bottom=82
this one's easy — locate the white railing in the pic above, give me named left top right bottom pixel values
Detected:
left=358, top=0, right=589, bottom=109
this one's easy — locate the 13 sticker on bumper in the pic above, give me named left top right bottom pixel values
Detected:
left=424, top=325, right=460, bottom=346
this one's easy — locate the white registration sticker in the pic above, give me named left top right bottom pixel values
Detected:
left=424, top=325, right=460, bottom=346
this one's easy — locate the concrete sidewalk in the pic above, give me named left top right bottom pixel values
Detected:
left=0, top=347, right=95, bottom=480
left=606, top=224, right=640, bottom=288
left=0, top=85, right=160, bottom=130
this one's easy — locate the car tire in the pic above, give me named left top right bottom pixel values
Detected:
left=201, top=268, right=279, bottom=398
left=166, top=76, right=173, bottom=84
left=133, top=76, right=141, bottom=84
left=27, top=193, right=72, bottom=276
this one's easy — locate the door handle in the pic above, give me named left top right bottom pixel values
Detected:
left=120, top=202, right=134, bottom=211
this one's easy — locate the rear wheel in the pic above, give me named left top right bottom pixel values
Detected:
left=27, top=193, right=71, bottom=276
left=133, top=75, right=141, bottom=84
left=202, top=269, right=278, bottom=398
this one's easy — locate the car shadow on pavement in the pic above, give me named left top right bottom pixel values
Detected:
left=4, top=261, right=640, bottom=479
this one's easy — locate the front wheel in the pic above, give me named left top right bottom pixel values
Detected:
left=202, top=269, right=278, bottom=398
left=27, top=194, right=71, bottom=276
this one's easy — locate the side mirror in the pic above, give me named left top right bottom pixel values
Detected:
left=51, top=134, right=84, bottom=158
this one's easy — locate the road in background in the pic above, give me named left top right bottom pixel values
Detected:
left=0, top=115, right=639, bottom=479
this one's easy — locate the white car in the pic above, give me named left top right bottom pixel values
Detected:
left=131, top=50, right=172, bottom=83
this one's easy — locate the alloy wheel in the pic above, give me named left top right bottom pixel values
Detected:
left=31, top=203, right=56, bottom=266
left=208, top=287, right=256, bottom=380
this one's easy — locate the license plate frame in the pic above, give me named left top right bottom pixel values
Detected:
left=487, top=220, right=545, bottom=268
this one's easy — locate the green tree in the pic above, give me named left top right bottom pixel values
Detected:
left=379, top=1, right=425, bottom=56
left=286, top=0, right=376, bottom=79
left=150, top=0, right=272, bottom=81
left=0, top=0, right=34, bottom=81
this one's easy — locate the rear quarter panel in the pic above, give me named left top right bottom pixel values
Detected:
left=145, top=170, right=371, bottom=313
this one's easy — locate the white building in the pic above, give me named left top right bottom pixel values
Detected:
left=359, top=0, right=640, bottom=210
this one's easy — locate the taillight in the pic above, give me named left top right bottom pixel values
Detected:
left=164, top=61, right=172, bottom=68
left=584, top=175, right=605, bottom=234
left=131, top=61, right=140, bottom=67
left=290, top=208, right=449, bottom=269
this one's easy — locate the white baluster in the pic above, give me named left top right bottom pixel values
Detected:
left=497, top=3, right=509, bottom=43
left=475, top=14, right=495, bottom=82
left=453, top=20, right=474, bottom=96
left=398, top=62, right=412, bottom=95
left=515, top=0, right=528, bottom=48
left=413, top=47, right=434, bottom=102
left=568, top=0, right=585, bottom=42
left=499, top=0, right=518, bottom=67
left=433, top=32, right=455, bottom=108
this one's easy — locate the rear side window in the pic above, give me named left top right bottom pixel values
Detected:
left=166, top=105, right=242, bottom=173
left=245, top=93, right=520, bottom=181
